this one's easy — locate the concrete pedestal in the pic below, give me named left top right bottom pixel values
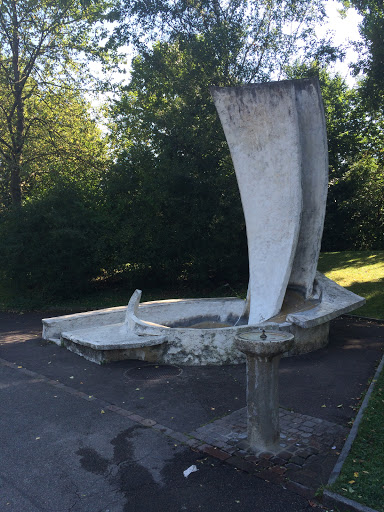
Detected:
left=235, top=330, right=294, bottom=452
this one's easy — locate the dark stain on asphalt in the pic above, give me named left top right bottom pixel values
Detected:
left=76, top=447, right=110, bottom=475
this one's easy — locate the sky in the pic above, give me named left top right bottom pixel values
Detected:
left=114, top=1, right=363, bottom=85
left=90, top=0, right=364, bottom=118
left=317, top=0, right=363, bottom=85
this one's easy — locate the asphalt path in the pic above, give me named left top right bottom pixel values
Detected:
left=0, top=312, right=383, bottom=511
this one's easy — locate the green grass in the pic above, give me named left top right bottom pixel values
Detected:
left=318, top=251, right=384, bottom=510
left=329, top=363, right=384, bottom=511
left=318, top=250, right=384, bottom=320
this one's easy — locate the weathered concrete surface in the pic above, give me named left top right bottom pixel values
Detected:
left=286, top=272, right=366, bottom=328
left=235, top=331, right=294, bottom=452
left=62, top=324, right=166, bottom=351
left=288, top=79, right=329, bottom=298
left=42, top=305, right=127, bottom=344
left=211, top=82, right=303, bottom=324
left=42, top=271, right=365, bottom=365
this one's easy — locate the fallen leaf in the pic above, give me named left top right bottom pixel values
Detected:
left=354, top=472, right=359, bottom=478
left=100, top=410, right=105, bottom=414
left=35, top=437, right=40, bottom=440
left=337, top=404, right=343, bottom=408
left=321, top=404, right=326, bottom=408
left=17, top=366, right=22, bottom=368
left=348, top=480, right=355, bottom=484
left=69, top=376, right=74, bottom=379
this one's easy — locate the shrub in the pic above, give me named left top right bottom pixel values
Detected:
left=0, top=180, right=106, bottom=299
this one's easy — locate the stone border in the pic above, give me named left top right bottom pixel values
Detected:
left=344, top=314, right=384, bottom=324
left=323, top=491, right=380, bottom=512
left=323, top=353, right=384, bottom=512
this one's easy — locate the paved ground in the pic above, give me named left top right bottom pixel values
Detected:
left=0, top=312, right=383, bottom=511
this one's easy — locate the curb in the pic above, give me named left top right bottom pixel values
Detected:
left=344, top=314, right=384, bottom=324
left=323, top=353, right=384, bottom=512
left=322, top=490, right=380, bottom=512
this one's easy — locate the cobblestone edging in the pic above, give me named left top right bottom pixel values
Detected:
left=0, top=357, right=348, bottom=500
left=189, top=407, right=348, bottom=498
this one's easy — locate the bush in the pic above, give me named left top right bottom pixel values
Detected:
left=0, top=181, right=106, bottom=299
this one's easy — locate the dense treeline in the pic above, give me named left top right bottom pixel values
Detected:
left=0, top=0, right=383, bottom=300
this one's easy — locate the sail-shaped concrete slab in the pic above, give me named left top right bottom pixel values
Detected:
left=211, top=81, right=303, bottom=324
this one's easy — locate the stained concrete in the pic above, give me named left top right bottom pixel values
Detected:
left=211, top=81, right=303, bottom=323
left=235, top=331, right=294, bottom=452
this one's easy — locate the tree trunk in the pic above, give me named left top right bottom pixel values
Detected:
left=10, top=0, right=24, bottom=207
left=10, top=157, right=22, bottom=206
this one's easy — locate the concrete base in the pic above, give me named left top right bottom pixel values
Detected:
left=61, top=335, right=167, bottom=365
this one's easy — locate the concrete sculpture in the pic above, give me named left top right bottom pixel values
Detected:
left=210, top=79, right=328, bottom=323
left=42, top=78, right=365, bottom=364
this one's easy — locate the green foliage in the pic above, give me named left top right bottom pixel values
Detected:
left=0, top=180, right=107, bottom=298
left=0, top=0, right=117, bottom=206
left=285, top=61, right=384, bottom=251
left=0, top=85, right=108, bottom=209
left=105, top=0, right=335, bottom=286
left=344, top=0, right=384, bottom=109
left=105, top=36, right=250, bottom=286
left=113, top=0, right=330, bottom=81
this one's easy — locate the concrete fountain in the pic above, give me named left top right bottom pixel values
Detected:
left=42, top=78, right=365, bottom=367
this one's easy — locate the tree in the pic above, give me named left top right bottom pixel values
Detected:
left=0, top=0, right=116, bottom=207
left=0, top=178, right=107, bottom=299
left=105, top=0, right=334, bottom=285
left=343, top=0, right=384, bottom=108
left=113, top=0, right=330, bottom=82
left=285, top=60, right=384, bottom=250
left=0, top=83, right=108, bottom=210
left=106, top=37, right=248, bottom=286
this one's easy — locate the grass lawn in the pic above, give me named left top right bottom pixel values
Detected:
left=318, top=250, right=384, bottom=320
left=317, top=251, right=384, bottom=510
left=328, top=362, right=384, bottom=511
